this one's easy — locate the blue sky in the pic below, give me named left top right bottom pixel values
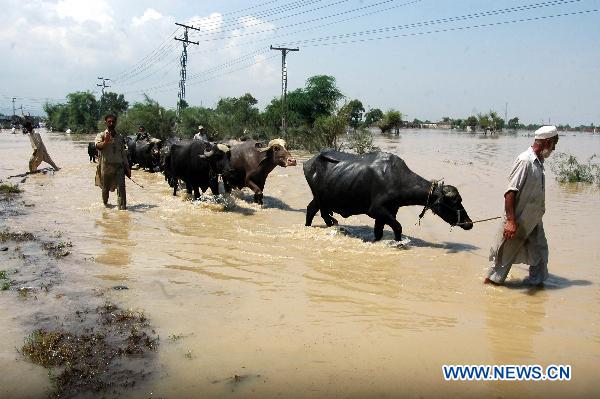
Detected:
left=1, top=0, right=599, bottom=125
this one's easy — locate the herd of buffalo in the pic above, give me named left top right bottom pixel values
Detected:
left=87, top=135, right=473, bottom=240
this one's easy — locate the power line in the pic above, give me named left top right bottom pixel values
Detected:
left=120, top=47, right=272, bottom=96
left=189, top=0, right=352, bottom=40
left=121, top=53, right=279, bottom=98
left=111, top=27, right=181, bottom=83
left=184, top=0, right=422, bottom=58
left=277, top=6, right=598, bottom=47
left=192, top=0, right=422, bottom=44
left=187, top=0, right=327, bottom=31
left=112, top=41, right=179, bottom=84
left=282, top=0, right=582, bottom=45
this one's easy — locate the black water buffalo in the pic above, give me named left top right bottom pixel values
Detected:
left=87, top=142, right=98, bottom=163
left=134, top=138, right=162, bottom=171
left=126, top=135, right=137, bottom=168
left=303, top=150, right=473, bottom=241
left=159, top=137, right=182, bottom=187
left=225, top=139, right=297, bottom=204
left=168, top=139, right=233, bottom=199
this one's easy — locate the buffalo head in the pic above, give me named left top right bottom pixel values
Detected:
left=429, top=184, right=473, bottom=230
left=200, top=143, right=234, bottom=179
left=259, top=139, right=297, bottom=167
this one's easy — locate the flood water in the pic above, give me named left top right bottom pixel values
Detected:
left=1, top=128, right=599, bottom=398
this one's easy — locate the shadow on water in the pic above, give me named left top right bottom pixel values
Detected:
left=313, top=223, right=479, bottom=252
left=261, top=195, right=305, bottom=213
left=227, top=192, right=303, bottom=214
left=127, top=203, right=158, bottom=213
left=503, top=273, right=592, bottom=293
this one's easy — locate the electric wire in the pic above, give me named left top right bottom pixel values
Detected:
left=279, top=8, right=598, bottom=47
left=275, top=0, right=583, bottom=46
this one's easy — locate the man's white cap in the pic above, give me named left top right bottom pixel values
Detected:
left=535, top=125, right=558, bottom=139
left=198, top=125, right=204, bottom=130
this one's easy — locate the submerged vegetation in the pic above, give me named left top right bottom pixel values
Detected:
left=21, top=302, right=158, bottom=397
left=0, top=183, right=22, bottom=195
left=550, top=153, right=600, bottom=184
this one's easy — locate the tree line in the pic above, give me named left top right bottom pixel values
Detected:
left=42, top=75, right=403, bottom=152
left=40, top=75, right=597, bottom=152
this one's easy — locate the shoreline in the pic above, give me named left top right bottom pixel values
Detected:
left=0, top=181, right=159, bottom=398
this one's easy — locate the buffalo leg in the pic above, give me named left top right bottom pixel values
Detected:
left=374, top=219, right=385, bottom=241
left=208, top=176, right=219, bottom=196
left=193, top=186, right=201, bottom=200
left=305, top=199, right=319, bottom=226
left=246, top=180, right=263, bottom=204
left=321, top=209, right=338, bottom=227
left=369, top=208, right=402, bottom=241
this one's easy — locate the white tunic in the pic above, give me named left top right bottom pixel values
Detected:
left=488, top=147, right=549, bottom=284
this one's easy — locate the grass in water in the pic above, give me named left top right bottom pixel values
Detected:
left=0, top=183, right=22, bottom=194
left=550, top=153, right=600, bottom=184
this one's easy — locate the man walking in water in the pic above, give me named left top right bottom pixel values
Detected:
left=486, top=125, right=559, bottom=287
left=95, top=114, right=130, bottom=210
left=25, top=120, right=60, bottom=172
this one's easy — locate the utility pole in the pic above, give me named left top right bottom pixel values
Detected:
left=270, top=45, right=299, bottom=134
left=12, top=97, right=16, bottom=119
left=97, top=77, right=111, bottom=97
left=174, top=22, right=200, bottom=118
left=505, top=102, right=508, bottom=124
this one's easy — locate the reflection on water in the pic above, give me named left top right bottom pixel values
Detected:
left=94, top=209, right=133, bottom=269
left=1, top=128, right=599, bottom=397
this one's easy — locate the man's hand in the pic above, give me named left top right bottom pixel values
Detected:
left=103, top=133, right=112, bottom=144
left=503, top=219, right=517, bottom=240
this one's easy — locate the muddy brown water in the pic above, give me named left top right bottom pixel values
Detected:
left=1, top=128, right=599, bottom=398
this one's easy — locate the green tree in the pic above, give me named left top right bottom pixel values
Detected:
left=115, top=95, right=176, bottom=139
left=99, top=92, right=128, bottom=118
left=507, top=117, right=520, bottom=130
left=65, top=91, right=100, bottom=133
left=488, top=111, right=504, bottom=131
left=379, top=109, right=403, bottom=134
left=304, top=75, right=343, bottom=124
left=212, top=93, right=261, bottom=139
left=478, top=113, right=491, bottom=131
left=43, top=102, right=70, bottom=131
left=178, top=106, right=216, bottom=138
left=364, top=108, right=384, bottom=126
left=340, top=99, right=365, bottom=130
left=311, top=112, right=347, bottom=151
left=466, top=116, right=478, bottom=130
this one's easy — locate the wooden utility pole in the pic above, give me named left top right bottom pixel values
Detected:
left=270, top=45, right=299, bottom=134
left=175, top=22, right=200, bottom=118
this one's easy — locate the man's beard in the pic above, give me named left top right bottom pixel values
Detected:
left=541, top=148, right=553, bottom=159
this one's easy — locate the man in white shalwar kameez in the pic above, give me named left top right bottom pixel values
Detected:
left=486, top=126, right=559, bottom=286
left=25, top=120, right=60, bottom=172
